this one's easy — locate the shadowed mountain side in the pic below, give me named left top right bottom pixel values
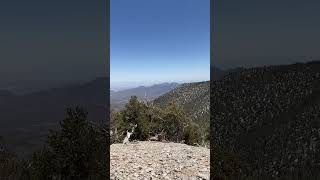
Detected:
left=0, top=77, right=108, bottom=157
left=211, top=61, right=320, bottom=178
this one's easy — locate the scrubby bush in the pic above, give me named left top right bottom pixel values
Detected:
left=183, top=122, right=200, bottom=145
left=110, top=96, right=204, bottom=145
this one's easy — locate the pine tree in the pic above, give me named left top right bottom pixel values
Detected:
left=30, top=107, right=108, bottom=179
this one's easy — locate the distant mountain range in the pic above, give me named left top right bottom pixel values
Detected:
left=111, top=82, right=179, bottom=111
left=0, top=77, right=108, bottom=158
left=110, top=67, right=228, bottom=112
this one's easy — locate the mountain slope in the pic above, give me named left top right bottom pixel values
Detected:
left=151, top=66, right=226, bottom=122
left=211, top=61, right=320, bottom=178
left=154, top=81, right=210, bottom=123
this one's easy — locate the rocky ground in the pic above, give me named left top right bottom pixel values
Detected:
left=110, top=141, right=210, bottom=180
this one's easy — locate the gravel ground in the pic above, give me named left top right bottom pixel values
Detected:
left=110, top=141, right=210, bottom=180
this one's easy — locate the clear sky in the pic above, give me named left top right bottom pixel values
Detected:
left=110, top=0, right=210, bottom=87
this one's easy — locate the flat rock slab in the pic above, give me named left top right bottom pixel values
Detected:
left=110, top=141, right=210, bottom=180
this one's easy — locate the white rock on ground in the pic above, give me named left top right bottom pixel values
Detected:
left=110, top=141, right=210, bottom=180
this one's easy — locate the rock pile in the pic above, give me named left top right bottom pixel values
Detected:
left=110, top=141, right=210, bottom=180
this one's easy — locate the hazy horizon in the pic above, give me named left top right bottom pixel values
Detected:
left=110, top=78, right=209, bottom=91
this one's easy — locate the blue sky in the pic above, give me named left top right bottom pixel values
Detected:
left=110, top=0, right=210, bottom=87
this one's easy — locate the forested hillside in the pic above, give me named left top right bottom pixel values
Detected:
left=154, top=81, right=209, bottom=125
left=211, top=61, right=320, bottom=179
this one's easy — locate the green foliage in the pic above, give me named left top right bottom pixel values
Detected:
left=183, top=122, right=200, bottom=145
left=162, top=101, right=188, bottom=142
left=41, top=107, right=108, bottom=179
left=134, top=114, right=150, bottom=140
left=120, top=96, right=150, bottom=140
left=122, top=96, right=143, bottom=125
left=44, top=108, right=97, bottom=179
left=111, top=96, right=204, bottom=145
